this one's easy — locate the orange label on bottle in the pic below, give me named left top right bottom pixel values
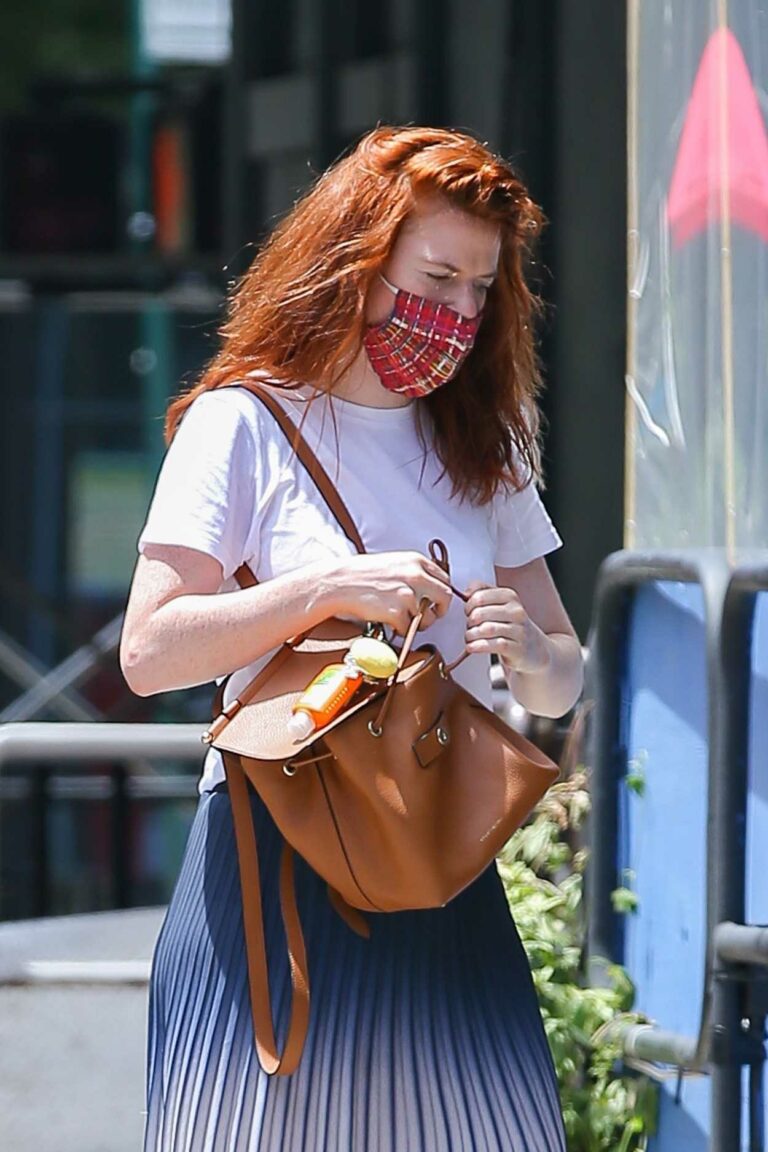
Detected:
left=293, top=663, right=363, bottom=727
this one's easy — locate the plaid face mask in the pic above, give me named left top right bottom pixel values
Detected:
left=363, top=277, right=481, bottom=399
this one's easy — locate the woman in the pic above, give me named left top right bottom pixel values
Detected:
left=122, top=125, right=583, bottom=1152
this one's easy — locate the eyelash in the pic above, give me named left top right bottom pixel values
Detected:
left=426, top=273, right=493, bottom=292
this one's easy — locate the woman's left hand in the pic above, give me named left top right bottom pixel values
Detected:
left=464, top=581, right=551, bottom=675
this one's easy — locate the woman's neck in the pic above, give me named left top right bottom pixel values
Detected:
left=329, top=348, right=412, bottom=410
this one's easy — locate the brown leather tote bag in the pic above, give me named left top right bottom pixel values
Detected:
left=204, top=384, right=560, bottom=1075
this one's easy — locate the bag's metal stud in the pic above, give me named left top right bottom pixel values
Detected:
left=368, top=721, right=383, bottom=738
left=436, top=726, right=450, bottom=746
left=438, top=661, right=449, bottom=680
left=283, top=763, right=298, bottom=777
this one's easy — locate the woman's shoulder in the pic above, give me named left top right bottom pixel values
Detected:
left=186, top=383, right=262, bottom=421
left=181, top=384, right=292, bottom=448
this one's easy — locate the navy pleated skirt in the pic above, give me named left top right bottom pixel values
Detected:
left=144, top=785, right=566, bottom=1151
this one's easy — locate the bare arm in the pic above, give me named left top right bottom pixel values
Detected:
left=463, top=557, right=583, bottom=718
left=120, top=543, right=453, bottom=697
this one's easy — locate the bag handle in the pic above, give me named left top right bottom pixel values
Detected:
left=224, top=749, right=310, bottom=1075
left=224, top=746, right=369, bottom=1075
left=204, top=639, right=306, bottom=745
left=370, top=538, right=468, bottom=735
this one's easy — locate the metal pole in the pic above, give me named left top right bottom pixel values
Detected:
left=0, top=723, right=204, bottom=767
left=715, top=923, right=768, bottom=967
left=32, top=767, right=49, bottom=917
left=624, top=0, right=640, bottom=548
left=617, top=1022, right=700, bottom=1068
left=716, top=0, right=737, bottom=559
left=707, top=565, right=754, bottom=1152
left=313, top=0, right=340, bottom=172
left=413, top=0, right=448, bottom=126
left=127, top=0, right=155, bottom=253
left=222, top=0, right=248, bottom=268
left=30, top=301, right=67, bottom=666
left=584, top=571, right=629, bottom=971
left=140, top=300, right=174, bottom=474
left=111, top=763, right=130, bottom=908
left=750, top=1057, right=765, bottom=1152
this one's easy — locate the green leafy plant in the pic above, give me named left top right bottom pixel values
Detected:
left=499, top=770, right=658, bottom=1151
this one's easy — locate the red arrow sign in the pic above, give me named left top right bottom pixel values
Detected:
left=667, top=27, right=768, bottom=246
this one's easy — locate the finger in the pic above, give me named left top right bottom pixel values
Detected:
left=465, top=580, right=492, bottom=596
left=415, top=595, right=445, bottom=626
left=410, top=553, right=452, bottom=588
left=465, top=586, right=521, bottom=614
left=465, top=634, right=524, bottom=664
left=390, top=608, right=413, bottom=637
left=465, top=621, right=522, bottom=645
left=466, top=602, right=526, bottom=628
left=416, top=604, right=440, bottom=631
left=416, top=578, right=453, bottom=612
left=398, top=587, right=445, bottom=628
left=423, top=560, right=452, bottom=587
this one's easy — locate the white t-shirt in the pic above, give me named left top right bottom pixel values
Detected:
left=138, top=386, right=562, bottom=791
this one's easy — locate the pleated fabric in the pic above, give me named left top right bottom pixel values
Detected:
left=144, top=786, right=566, bottom=1152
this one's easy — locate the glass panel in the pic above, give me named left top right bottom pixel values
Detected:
left=627, top=1, right=768, bottom=551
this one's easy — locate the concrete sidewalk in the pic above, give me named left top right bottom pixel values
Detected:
left=0, top=907, right=164, bottom=1152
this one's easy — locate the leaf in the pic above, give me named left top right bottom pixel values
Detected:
left=611, top=887, right=640, bottom=915
left=497, top=771, right=656, bottom=1149
left=625, top=769, right=646, bottom=796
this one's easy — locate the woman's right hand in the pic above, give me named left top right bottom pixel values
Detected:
left=120, top=545, right=453, bottom=698
left=325, top=551, right=453, bottom=635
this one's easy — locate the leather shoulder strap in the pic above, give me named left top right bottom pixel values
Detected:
left=218, top=380, right=366, bottom=722
left=237, top=381, right=365, bottom=558
left=224, top=749, right=309, bottom=1075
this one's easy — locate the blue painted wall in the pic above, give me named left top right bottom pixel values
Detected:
left=619, top=583, right=768, bottom=1150
left=622, top=582, right=710, bottom=1149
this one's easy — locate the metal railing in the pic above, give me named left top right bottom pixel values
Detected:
left=0, top=615, right=123, bottom=723
left=0, top=723, right=203, bottom=916
left=0, top=627, right=102, bottom=721
left=586, top=550, right=768, bottom=1152
left=0, top=723, right=203, bottom=765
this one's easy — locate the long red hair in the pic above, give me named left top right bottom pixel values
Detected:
left=166, top=125, right=545, bottom=503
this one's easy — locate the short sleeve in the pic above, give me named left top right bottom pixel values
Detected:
left=138, top=391, right=268, bottom=578
left=492, top=479, right=563, bottom=568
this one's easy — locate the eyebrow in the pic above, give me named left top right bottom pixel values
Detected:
left=423, top=257, right=498, bottom=279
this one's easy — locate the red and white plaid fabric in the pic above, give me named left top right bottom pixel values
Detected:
left=364, top=290, right=481, bottom=398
